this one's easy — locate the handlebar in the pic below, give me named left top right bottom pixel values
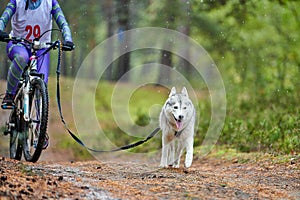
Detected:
left=1, top=29, right=72, bottom=80
left=3, top=35, right=72, bottom=51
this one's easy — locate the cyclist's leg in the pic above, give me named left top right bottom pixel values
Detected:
left=2, top=42, right=30, bottom=107
left=6, top=42, right=30, bottom=94
left=36, top=50, right=50, bottom=84
left=36, top=50, right=50, bottom=149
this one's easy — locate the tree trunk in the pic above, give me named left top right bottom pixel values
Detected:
left=71, top=50, right=77, bottom=77
left=179, top=0, right=192, bottom=77
left=102, top=0, right=114, bottom=81
left=157, top=49, right=172, bottom=85
left=115, top=0, right=131, bottom=81
left=88, top=39, right=96, bottom=79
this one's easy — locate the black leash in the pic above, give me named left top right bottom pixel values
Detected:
left=55, top=42, right=160, bottom=152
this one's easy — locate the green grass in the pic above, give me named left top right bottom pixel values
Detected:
left=95, top=82, right=167, bottom=129
left=219, top=84, right=300, bottom=155
left=2, top=76, right=298, bottom=161
left=198, top=145, right=300, bottom=165
left=94, top=82, right=167, bottom=151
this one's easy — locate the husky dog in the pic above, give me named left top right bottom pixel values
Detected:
left=159, top=87, right=196, bottom=168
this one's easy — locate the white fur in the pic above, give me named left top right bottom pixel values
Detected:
left=159, top=87, right=196, bottom=168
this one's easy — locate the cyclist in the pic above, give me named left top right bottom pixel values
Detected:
left=0, top=0, right=75, bottom=148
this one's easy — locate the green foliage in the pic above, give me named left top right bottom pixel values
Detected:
left=148, top=0, right=182, bottom=29
left=199, top=146, right=298, bottom=165
left=57, top=137, right=93, bottom=161
left=135, top=108, right=151, bottom=127
left=93, top=82, right=166, bottom=153
left=189, top=0, right=300, bottom=155
left=92, top=81, right=300, bottom=155
left=217, top=85, right=300, bottom=154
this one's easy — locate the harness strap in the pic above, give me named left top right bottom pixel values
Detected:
left=55, top=44, right=160, bottom=152
left=174, top=130, right=183, bottom=137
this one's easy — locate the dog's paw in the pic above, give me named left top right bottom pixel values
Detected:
left=184, top=162, right=192, bottom=168
left=171, top=162, right=180, bottom=168
left=159, top=164, right=168, bottom=168
left=184, top=159, right=193, bottom=168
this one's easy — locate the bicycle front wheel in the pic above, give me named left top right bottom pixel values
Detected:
left=23, top=78, right=49, bottom=162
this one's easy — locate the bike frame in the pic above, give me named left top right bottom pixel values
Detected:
left=25, top=49, right=39, bottom=121
left=15, top=40, right=47, bottom=122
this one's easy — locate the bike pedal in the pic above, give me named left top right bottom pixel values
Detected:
left=3, top=122, right=15, bottom=135
left=1, top=104, right=15, bottom=110
left=3, top=130, right=11, bottom=136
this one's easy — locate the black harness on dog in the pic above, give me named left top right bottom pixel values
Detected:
left=174, top=129, right=184, bottom=137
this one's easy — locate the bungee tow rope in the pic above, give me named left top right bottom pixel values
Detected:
left=55, top=42, right=160, bottom=152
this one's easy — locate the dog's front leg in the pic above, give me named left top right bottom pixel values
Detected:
left=184, top=137, right=194, bottom=168
left=173, top=141, right=184, bottom=168
left=168, top=140, right=175, bottom=166
left=160, top=136, right=169, bottom=168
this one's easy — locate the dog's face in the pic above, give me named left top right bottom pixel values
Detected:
left=163, top=87, right=194, bottom=130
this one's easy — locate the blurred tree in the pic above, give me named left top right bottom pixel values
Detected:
left=101, top=0, right=115, bottom=80
left=148, top=0, right=181, bottom=84
left=115, top=0, right=131, bottom=81
left=0, top=0, right=298, bottom=90
left=178, top=0, right=192, bottom=77
left=58, top=0, right=102, bottom=78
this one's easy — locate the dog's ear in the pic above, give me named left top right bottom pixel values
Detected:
left=181, top=87, right=189, bottom=97
left=169, top=87, right=176, bottom=97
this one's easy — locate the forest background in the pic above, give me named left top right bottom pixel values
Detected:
left=0, top=0, right=299, bottom=159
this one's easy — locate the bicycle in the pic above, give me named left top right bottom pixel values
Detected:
left=2, top=29, right=72, bottom=162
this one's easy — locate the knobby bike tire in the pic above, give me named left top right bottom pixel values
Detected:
left=9, top=95, right=23, bottom=160
left=9, top=129, right=22, bottom=160
left=23, top=78, right=49, bottom=162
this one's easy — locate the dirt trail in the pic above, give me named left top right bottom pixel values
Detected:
left=0, top=154, right=299, bottom=199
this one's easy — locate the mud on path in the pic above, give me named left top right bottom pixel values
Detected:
left=0, top=154, right=299, bottom=200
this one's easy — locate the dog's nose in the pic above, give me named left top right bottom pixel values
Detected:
left=178, top=115, right=184, bottom=120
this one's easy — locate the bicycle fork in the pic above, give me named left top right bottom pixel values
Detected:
left=23, top=55, right=37, bottom=122
left=23, top=82, right=30, bottom=122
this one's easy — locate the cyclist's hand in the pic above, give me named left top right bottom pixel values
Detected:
left=0, top=30, right=9, bottom=42
left=63, top=41, right=75, bottom=51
